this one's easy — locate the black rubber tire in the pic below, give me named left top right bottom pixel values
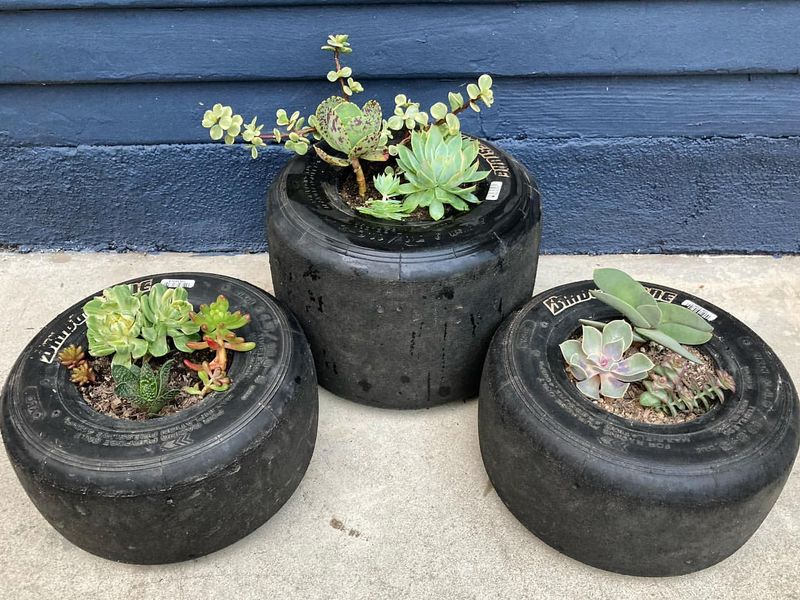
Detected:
left=479, top=280, right=800, bottom=576
left=268, top=137, right=541, bottom=408
left=1, top=272, right=318, bottom=564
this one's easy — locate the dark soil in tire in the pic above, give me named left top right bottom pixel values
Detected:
left=479, top=280, right=800, bottom=576
left=1, top=272, right=318, bottom=564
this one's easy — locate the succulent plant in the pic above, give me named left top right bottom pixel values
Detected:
left=393, top=125, right=489, bottom=220
left=84, top=285, right=148, bottom=367
left=58, top=344, right=85, bottom=368
left=139, top=283, right=200, bottom=356
left=183, top=360, right=231, bottom=397
left=639, top=354, right=736, bottom=415
left=313, top=96, right=389, bottom=196
left=199, top=34, right=497, bottom=221
left=70, top=362, right=96, bottom=386
left=112, top=359, right=179, bottom=415
left=185, top=295, right=255, bottom=373
left=559, top=320, right=655, bottom=400
left=590, top=268, right=713, bottom=364
left=201, top=104, right=244, bottom=144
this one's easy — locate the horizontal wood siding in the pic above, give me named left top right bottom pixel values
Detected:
left=3, top=2, right=800, bottom=83
left=0, top=1, right=797, bottom=253
left=2, top=75, right=799, bottom=147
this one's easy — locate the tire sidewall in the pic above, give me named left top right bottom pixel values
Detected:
left=2, top=272, right=316, bottom=495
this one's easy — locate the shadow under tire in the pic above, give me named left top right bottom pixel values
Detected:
left=1, top=272, right=318, bottom=564
left=478, top=280, right=800, bottom=576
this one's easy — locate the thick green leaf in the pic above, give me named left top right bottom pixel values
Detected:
left=635, top=327, right=702, bottom=364
left=593, top=268, right=648, bottom=307
left=658, top=301, right=714, bottom=333
left=658, top=323, right=713, bottom=345
left=590, top=290, right=650, bottom=328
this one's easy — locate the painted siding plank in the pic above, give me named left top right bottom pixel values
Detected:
left=1, top=137, right=797, bottom=254
left=3, top=75, right=799, bottom=147
left=2, top=2, right=800, bottom=84
left=3, top=0, right=513, bottom=8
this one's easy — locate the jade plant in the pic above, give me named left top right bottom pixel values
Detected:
left=201, top=33, right=495, bottom=221
left=59, top=283, right=256, bottom=417
left=560, top=268, right=734, bottom=416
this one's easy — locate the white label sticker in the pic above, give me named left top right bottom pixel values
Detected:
left=160, top=278, right=195, bottom=289
left=681, top=299, right=717, bottom=322
left=486, top=181, right=503, bottom=201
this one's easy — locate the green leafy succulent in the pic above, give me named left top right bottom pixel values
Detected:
left=199, top=34, right=498, bottom=221
left=313, top=97, right=388, bottom=163
left=393, top=125, right=489, bottom=220
left=186, top=295, right=256, bottom=373
left=589, top=269, right=714, bottom=364
left=84, top=285, right=148, bottom=368
left=112, top=359, right=179, bottom=415
left=139, top=283, right=200, bottom=357
left=559, top=320, right=654, bottom=400
left=201, top=104, right=244, bottom=144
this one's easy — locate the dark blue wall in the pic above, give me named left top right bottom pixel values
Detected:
left=1, top=1, right=798, bottom=253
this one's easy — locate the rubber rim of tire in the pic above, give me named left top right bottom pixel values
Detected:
left=1, top=272, right=319, bottom=564
left=267, top=137, right=541, bottom=407
left=478, top=279, right=800, bottom=576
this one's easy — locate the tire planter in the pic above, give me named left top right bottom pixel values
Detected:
left=268, top=137, right=541, bottom=408
left=479, top=280, right=800, bottom=576
left=1, top=272, right=318, bottom=564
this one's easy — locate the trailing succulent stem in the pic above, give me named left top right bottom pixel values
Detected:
left=640, top=352, right=736, bottom=415
left=201, top=34, right=495, bottom=219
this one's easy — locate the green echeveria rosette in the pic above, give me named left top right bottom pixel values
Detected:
left=394, top=125, right=489, bottom=220
left=139, top=283, right=201, bottom=356
left=83, top=285, right=148, bottom=367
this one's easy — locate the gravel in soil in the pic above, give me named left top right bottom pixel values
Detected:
left=75, top=350, right=217, bottom=421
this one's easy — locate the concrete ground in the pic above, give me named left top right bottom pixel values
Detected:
left=1, top=252, right=798, bottom=600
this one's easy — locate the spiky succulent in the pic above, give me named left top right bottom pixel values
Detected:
left=70, top=362, right=96, bottom=386
left=360, top=125, right=488, bottom=221
left=186, top=295, right=255, bottom=373
left=84, top=285, right=147, bottom=367
left=640, top=354, right=736, bottom=415
left=590, top=268, right=713, bottom=364
left=560, top=320, right=655, bottom=400
left=139, top=283, right=200, bottom=356
left=112, top=359, right=179, bottom=415
left=58, top=344, right=85, bottom=368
